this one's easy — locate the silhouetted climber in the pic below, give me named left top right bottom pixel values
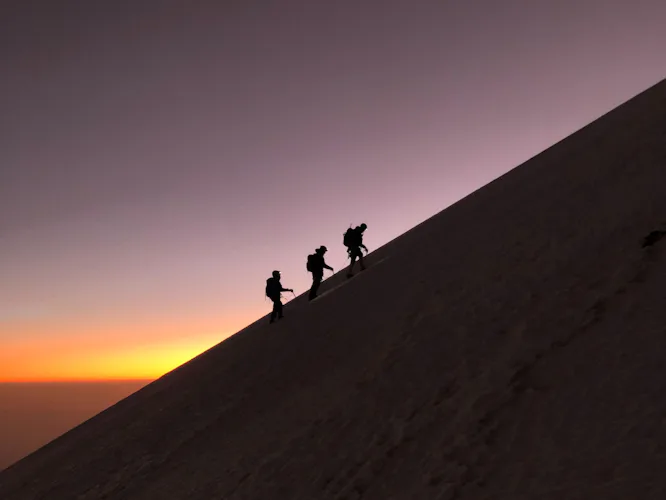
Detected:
left=265, top=270, right=293, bottom=323
left=343, top=223, right=368, bottom=278
left=306, top=246, right=334, bottom=301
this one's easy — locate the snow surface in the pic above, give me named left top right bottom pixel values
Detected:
left=1, top=79, right=666, bottom=499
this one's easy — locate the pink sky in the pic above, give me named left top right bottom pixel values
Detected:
left=1, top=0, right=665, bottom=380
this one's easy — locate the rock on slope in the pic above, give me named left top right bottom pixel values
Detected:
left=2, top=79, right=666, bottom=500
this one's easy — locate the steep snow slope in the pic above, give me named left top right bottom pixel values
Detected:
left=1, top=79, right=665, bottom=500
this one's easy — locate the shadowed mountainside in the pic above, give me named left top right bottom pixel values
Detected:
left=0, top=381, right=150, bottom=472
left=1, top=79, right=666, bottom=499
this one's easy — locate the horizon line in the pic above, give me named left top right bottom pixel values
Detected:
left=0, top=378, right=157, bottom=384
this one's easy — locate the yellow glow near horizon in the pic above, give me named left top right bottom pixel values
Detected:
left=0, top=330, right=234, bottom=382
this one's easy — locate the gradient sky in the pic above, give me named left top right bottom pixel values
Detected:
left=2, top=0, right=665, bottom=381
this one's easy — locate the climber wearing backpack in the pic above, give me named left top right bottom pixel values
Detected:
left=265, top=270, right=293, bottom=323
left=343, top=223, right=368, bottom=278
left=306, top=246, right=334, bottom=301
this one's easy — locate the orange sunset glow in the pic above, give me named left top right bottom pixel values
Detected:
left=0, top=316, right=252, bottom=382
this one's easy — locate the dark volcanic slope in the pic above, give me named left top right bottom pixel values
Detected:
left=2, top=80, right=666, bottom=500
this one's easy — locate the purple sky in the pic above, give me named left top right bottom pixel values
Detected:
left=2, top=0, right=665, bottom=378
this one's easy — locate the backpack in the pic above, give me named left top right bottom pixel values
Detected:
left=343, top=228, right=356, bottom=248
left=306, top=254, right=316, bottom=272
left=265, top=277, right=280, bottom=298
